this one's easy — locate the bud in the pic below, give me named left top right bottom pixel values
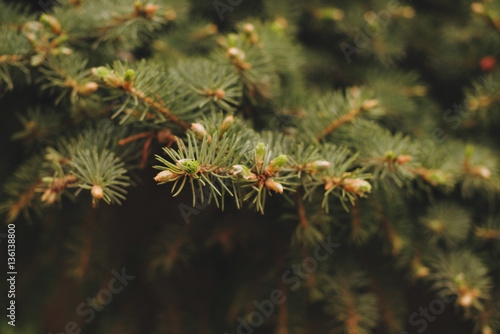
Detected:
left=414, top=85, right=427, bottom=96
left=232, top=165, right=251, bottom=178
left=471, top=3, right=485, bottom=15
left=39, top=14, right=61, bottom=34
left=92, top=66, right=112, bottom=79
left=154, top=170, right=177, bottom=183
left=396, top=155, right=412, bottom=165
left=165, top=9, right=177, bottom=21
left=467, top=96, right=480, bottom=111
left=124, top=69, right=135, bottom=82
left=51, top=33, right=68, bottom=46
left=361, top=99, right=379, bottom=110
left=91, top=184, right=104, bottom=200
left=458, top=288, right=480, bottom=308
left=255, top=142, right=266, bottom=160
left=177, top=159, right=199, bottom=174
left=227, top=47, right=245, bottom=60
left=265, top=155, right=287, bottom=175
left=316, top=7, right=344, bottom=21
left=227, top=34, right=239, bottom=47
left=123, top=69, right=135, bottom=89
left=342, top=178, right=372, bottom=195
left=243, top=23, right=255, bottom=34
left=214, top=89, right=225, bottom=99
left=26, top=32, right=36, bottom=43
left=482, top=325, right=493, bottom=334
left=220, top=115, right=234, bottom=134
left=402, top=6, right=416, bottom=19
left=227, top=47, right=239, bottom=58
left=191, top=123, right=211, bottom=141
left=144, top=4, right=158, bottom=18
left=392, top=235, right=404, bottom=255
left=427, top=219, right=445, bottom=233
left=471, top=165, right=491, bottom=179
left=465, top=144, right=474, bottom=160
left=77, top=82, right=99, bottom=96
left=59, top=47, right=72, bottom=55
left=41, top=189, right=57, bottom=204
left=308, top=160, right=331, bottom=171
left=265, top=179, right=283, bottom=194
left=384, top=151, right=396, bottom=161
left=272, top=155, right=288, bottom=169
left=454, top=273, right=465, bottom=287
left=270, top=17, right=289, bottom=33
left=414, top=265, right=430, bottom=279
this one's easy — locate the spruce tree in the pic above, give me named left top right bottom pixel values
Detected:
left=1, top=0, right=500, bottom=333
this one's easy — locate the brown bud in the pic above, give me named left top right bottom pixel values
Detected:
left=154, top=170, right=177, bottom=183
left=458, top=288, right=480, bottom=308
left=41, top=189, right=57, bottom=204
left=165, top=9, right=177, bottom=21
left=77, top=82, right=98, bottom=96
left=414, top=265, right=430, bottom=279
left=342, top=178, right=372, bottom=195
left=471, top=165, right=491, bottom=179
left=361, top=99, right=379, bottom=110
left=91, top=184, right=104, bottom=200
left=243, top=23, right=255, bottom=34
left=265, top=179, right=283, bottom=193
left=471, top=3, right=485, bottom=14
left=220, top=115, right=234, bottom=134
left=214, top=89, right=225, bottom=99
left=396, top=155, right=412, bottom=165
left=144, top=4, right=158, bottom=18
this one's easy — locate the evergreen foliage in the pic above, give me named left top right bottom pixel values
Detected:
left=1, top=0, right=500, bottom=333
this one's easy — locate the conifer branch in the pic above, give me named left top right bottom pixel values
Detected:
left=296, top=189, right=309, bottom=228
left=317, top=99, right=379, bottom=141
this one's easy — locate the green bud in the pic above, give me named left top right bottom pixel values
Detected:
left=124, top=69, right=135, bottom=82
left=465, top=144, right=474, bottom=160
left=270, top=21, right=284, bottom=34
left=310, top=160, right=331, bottom=171
left=255, top=142, right=266, bottom=159
left=39, top=14, right=52, bottom=25
left=454, top=273, right=465, bottom=287
left=427, top=170, right=448, bottom=185
left=39, top=14, right=61, bottom=32
left=177, top=159, right=199, bottom=174
left=227, top=33, right=239, bottom=47
left=317, top=7, right=345, bottom=21
left=272, top=155, right=288, bottom=169
left=52, top=34, right=68, bottom=46
left=358, top=180, right=372, bottom=193
left=427, top=219, right=444, bottom=232
left=384, top=151, right=395, bottom=161
left=232, top=165, right=251, bottom=178
left=93, top=66, right=112, bottom=79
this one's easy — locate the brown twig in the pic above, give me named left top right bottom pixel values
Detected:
left=124, top=86, right=189, bottom=130
left=317, top=107, right=362, bottom=141
left=296, top=189, right=309, bottom=228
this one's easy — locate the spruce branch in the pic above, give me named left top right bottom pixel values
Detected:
left=428, top=251, right=492, bottom=311
left=317, top=98, right=379, bottom=141
left=92, top=61, right=189, bottom=129
left=69, top=148, right=130, bottom=207
left=0, top=156, right=45, bottom=222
